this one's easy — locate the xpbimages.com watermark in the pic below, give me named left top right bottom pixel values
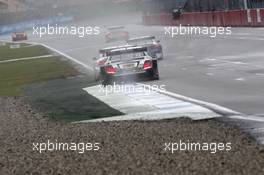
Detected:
left=99, top=83, right=166, bottom=96
left=32, top=140, right=100, bottom=154
left=163, top=140, right=232, bottom=154
left=33, top=24, right=101, bottom=38
left=165, top=25, right=232, bottom=38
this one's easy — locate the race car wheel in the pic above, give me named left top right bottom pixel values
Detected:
left=147, top=60, right=159, bottom=80
left=151, top=67, right=160, bottom=80
left=102, top=77, right=112, bottom=86
left=100, top=74, right=113, bottom=86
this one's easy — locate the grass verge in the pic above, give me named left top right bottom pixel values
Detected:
left=0, top=57, right=79, bottom=96
left=0, top=42, right=123, bottom=121
left=0, top=43, right=50, bottom=61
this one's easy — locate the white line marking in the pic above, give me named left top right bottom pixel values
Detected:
left=0, top=40, right=94, bottom=72
left=138, top=84, right=264, bottom=123
left=228, top=115, right=264, bottom=122
left=235, top=78, right=245, bottom=81
left=83, top=84, right=220, bottom=122
left=206, top=58, right=216, bottom=61
left=0, top=39, right=11, bottom=43
left=206, top=73, right=214, bottom=76
left=137, top=83, right=241, bottom=116
left=0, top=55, right=53, bottom=64
left=21, top=44, right=37, bottom=48
left=40, top=43, right=94, bottom=71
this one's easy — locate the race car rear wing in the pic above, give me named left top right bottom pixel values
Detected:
left=99, top=44, right=135, bottom=56
left=108, top=46, right=148, bottom=56
left=107, top=26, right=125, bottom=30
left=127, top=36, right=156, bottom=44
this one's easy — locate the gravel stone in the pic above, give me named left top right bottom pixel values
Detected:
left=1, top=97, right=264, bottom=175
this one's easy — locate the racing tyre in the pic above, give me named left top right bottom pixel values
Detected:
left=101, top=75, right=112, bottom=86
left=151, top=67, right=160, bottom=80
left=147, top=60, right=159, bottom=80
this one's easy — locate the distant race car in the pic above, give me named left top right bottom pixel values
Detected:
left=95, top=45, right=159, bottom=85
left=11, top=32, right=28, bottom=42
left=105, top=26, right=129, bottom=43
left=127, top=36, right=163, bottom=60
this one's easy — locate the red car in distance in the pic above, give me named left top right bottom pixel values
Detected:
left=105, top=26, right=129, bottom=43
left=11, top=32, right=28, bottom=42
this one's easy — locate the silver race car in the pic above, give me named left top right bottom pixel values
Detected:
left=127, top=36, right=164, bottom=60
left=94, top=46, right=159, bottom=85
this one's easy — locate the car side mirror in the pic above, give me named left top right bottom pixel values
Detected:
left=157, top=40, right=160, bottom=43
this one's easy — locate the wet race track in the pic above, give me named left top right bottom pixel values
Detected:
left=3, top=13, right=263, bottom=116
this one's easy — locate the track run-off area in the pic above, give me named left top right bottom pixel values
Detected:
left=1, top=13, right=264, bottom=144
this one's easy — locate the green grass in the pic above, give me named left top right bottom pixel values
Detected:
left=0, top=43, right=78, bottom=96
left=0, top=43, right=50, bottom=61
left=0, top=42, right=123, bottom=121
left=0, top=57, right=79, bottom=96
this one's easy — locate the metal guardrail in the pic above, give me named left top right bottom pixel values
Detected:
left=0, top=16, right=74, bottom=35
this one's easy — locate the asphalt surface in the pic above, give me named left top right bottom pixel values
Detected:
left=1, top=13, right=262, bottom=116
left=1, top=97, right=264, bottom=175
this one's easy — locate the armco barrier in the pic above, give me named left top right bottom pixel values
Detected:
left=0, top=16, right=74, bottom=35
left=261, top=9, right=264, bottom=25
left=251, top=9, right=258, bottom=26
left=143, top=9, right=264, bottom=27
left=251, top=8, right=264, bottom=26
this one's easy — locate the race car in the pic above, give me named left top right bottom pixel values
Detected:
left=105, top=26, right=129, bottom=43
left=94, top=44, right=135, bottom=81
left=11, top=32, right=28, bottom=42
left=127, top=36, right=163, bottom=60
left=96, top=46, right=159, bottom=85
